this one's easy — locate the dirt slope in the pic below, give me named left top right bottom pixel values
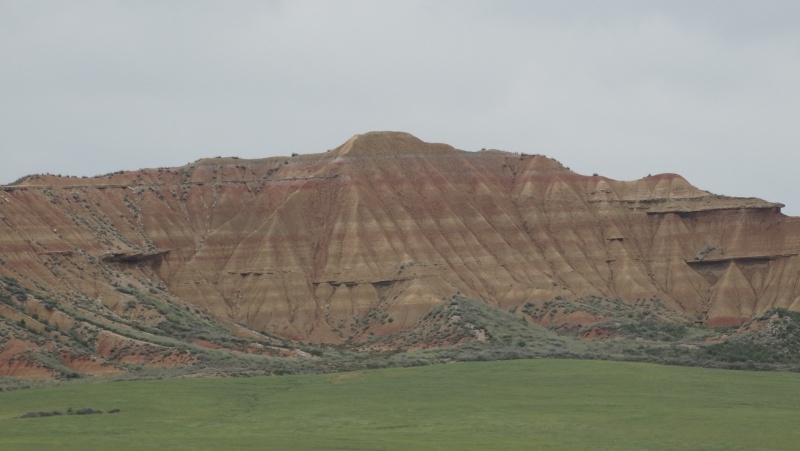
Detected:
left=2, top=131, right=799, bottom=377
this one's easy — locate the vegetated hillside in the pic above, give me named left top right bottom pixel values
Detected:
left=2, top=131, right=800, bottom=380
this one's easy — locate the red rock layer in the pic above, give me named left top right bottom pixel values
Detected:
left=1, top=131, right=798, bottom=343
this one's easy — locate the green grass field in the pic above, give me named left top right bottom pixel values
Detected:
left=1, top=359, right=799, bottom=450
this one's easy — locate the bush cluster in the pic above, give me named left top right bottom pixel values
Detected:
left=18, top=407, right=120, bottom=419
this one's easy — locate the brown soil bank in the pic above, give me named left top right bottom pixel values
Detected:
left=1, top=131, right=798, bottom=365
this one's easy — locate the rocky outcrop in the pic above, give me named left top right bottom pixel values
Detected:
left=2, top=131, right=799, bottom=351
left=101, top=250, right=170, bottom=263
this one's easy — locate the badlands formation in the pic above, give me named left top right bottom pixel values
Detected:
left=1, top=131, right=799, bottom=377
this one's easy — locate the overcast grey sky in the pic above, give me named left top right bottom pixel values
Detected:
left=2, top=1, right=799, bottom=214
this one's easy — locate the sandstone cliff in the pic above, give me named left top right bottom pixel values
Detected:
left=1, top=131, right=799, bottom=377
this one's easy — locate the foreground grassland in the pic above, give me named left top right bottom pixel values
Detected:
left=1, top=359, right=799, bottom=450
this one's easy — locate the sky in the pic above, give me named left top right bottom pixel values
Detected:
left=2, top=1, right=799, bottom=215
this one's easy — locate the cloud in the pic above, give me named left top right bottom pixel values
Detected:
left=1, top=1, right=798, bottom=214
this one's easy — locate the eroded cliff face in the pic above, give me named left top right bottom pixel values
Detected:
left=2, top=131, right=799, bottom=363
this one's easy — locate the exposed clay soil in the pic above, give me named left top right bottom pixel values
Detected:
left=2, top=131, right=799, bottom=378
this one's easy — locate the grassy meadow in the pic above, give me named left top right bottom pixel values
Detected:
left=1, top=359, right=799, bottom=450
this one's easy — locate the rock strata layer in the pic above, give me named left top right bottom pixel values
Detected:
left=2, top=131, right=799, bottom=353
